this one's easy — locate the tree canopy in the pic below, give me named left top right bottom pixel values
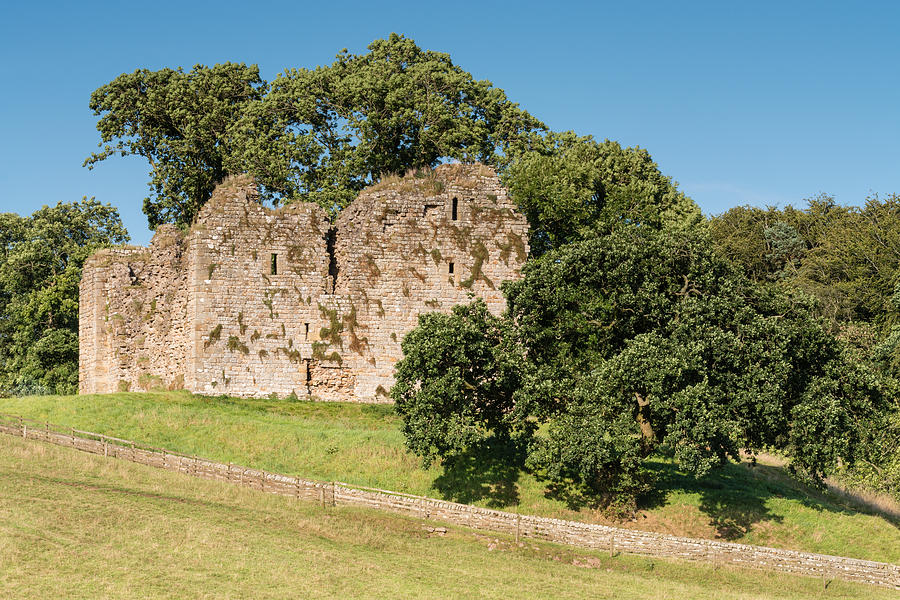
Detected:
left=0, top=200, right=129, bottom=395
left=709, top=194, right=900, bottom=330
left=394, top=226, right=883, bottom=510
left=501, top=131, right=702, bottom=255
left=392, top=300, right=525, bottom=467
left=87, top=34, right=545, bottom=226
left=86, top=62, right=266, bottom=228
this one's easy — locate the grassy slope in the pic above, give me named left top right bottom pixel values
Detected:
left=1, top=434, right=891, bottom=600
left=2, top=391, right=898, bottom=565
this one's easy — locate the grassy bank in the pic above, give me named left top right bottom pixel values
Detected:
left=1, top=391, right=898, bottom=564
left=1, top=434, right=892, bottom=599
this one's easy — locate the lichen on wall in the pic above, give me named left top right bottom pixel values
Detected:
left=79, top=164, right=529, bottom=401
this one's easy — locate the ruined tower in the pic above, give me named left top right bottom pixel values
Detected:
left=78, top=164, right=529, bottom=401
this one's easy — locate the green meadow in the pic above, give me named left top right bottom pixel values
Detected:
left=2, top=433, right=894, bottom=599
left=2, top=391, right=898, bottom=565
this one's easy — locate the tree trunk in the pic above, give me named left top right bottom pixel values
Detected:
left=635, top=392, right=655, bottom=455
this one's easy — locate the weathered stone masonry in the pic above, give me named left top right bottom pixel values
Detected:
left=79, top=164, right=529, bottom=401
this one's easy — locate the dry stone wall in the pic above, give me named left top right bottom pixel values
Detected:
left=79, top=164, right=529, bottom=401
left=3, top=415, right=897, bottom=590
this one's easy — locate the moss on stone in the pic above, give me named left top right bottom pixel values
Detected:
left=496, top=231, right=527, bottom=265
left=460, top=241, right=494, bottom=289
left=137, top=373, right=163, bottom=391
left=226, top=336, right=249, bottom=355
left=363, top=253, right=381, bottom=282
left=318, top=304, right=343, bottom=348
left=205, top=324, right=223, bottom=348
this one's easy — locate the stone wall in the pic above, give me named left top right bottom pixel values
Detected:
left=79, top=164, right=529, bottom=401
left=3, top=416, right=897, bottom=590
left=78, top=228, right=191, bottom=394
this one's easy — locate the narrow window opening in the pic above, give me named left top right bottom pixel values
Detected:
left=303, top=359, right=311, bottom=395
left=448, top=262, right=454, bottom=274
left=451, top=197, right=458, bottom=221
left=304, top=323, right=309, bottom=341
left=325, top=227, right=339, bottom=293
left=270, top=253, right=278, bottom=275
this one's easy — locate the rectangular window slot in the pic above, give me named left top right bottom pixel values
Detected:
left=270, top=253, right=278, bottom=275
left=451, top=197, right=458, bottom=221
left=304, top=323, right=309, bottom=341
left=448, top=262, right=454, bottom=274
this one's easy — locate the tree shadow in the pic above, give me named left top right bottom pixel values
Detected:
left=542, top=480, right=593, bottom=511
left=642, top=460, right=793, bottom=539
left=638, top=457, right=894, bottom=540
left=431, top=439, right=523, bottom=508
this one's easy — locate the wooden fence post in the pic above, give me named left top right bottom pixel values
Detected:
left=295, top=477, right=301, bottom=500
left=22, top=422, right=26, bottom=439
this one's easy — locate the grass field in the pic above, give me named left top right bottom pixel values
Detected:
left=1, top=434, right=893, bottom=599
left=2, top=391, right=899, bottom=566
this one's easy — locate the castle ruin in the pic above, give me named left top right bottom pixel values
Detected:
left=78, top=164, right=529, bottom=402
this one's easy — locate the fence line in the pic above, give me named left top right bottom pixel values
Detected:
left=1, top=412, right=897, bottom=589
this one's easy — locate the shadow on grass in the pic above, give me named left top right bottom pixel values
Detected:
left=542, top=481, right=594, bottom=511
left=431, top=439, right=523, bottom=508
left=640, top=458, right=892, bottom=540
left=529, top=455, right=892, bottom=540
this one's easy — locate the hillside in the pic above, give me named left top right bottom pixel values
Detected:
left=3, top=433, right=894, bottom=599
left=2, top=391, right=898, bottom=565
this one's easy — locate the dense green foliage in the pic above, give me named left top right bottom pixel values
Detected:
left=709, top=194, right=900, bottom=329
left=87, top=34, right=693, bottom=240
left=501, top=131, right=702, bottom=255
left=0, top=200, right=128, bottom=395
left=709, top=196, right=900, bottom=499
left=394, top=226, right=884, bottom=510
left=86, top=63, right=266, bottom=228
left=87, top=34, right=544, bottom=225
left=235, top=34, right=544, bottom=216
left=392, top=301, right=525, bottom=465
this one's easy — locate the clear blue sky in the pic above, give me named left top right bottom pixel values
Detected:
left=1, top=0, right=897, bottom=245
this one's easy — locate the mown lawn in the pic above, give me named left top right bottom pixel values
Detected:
left=1, top=391, right=898, bottom=564
left=1, top=433, right=892, bottom=600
